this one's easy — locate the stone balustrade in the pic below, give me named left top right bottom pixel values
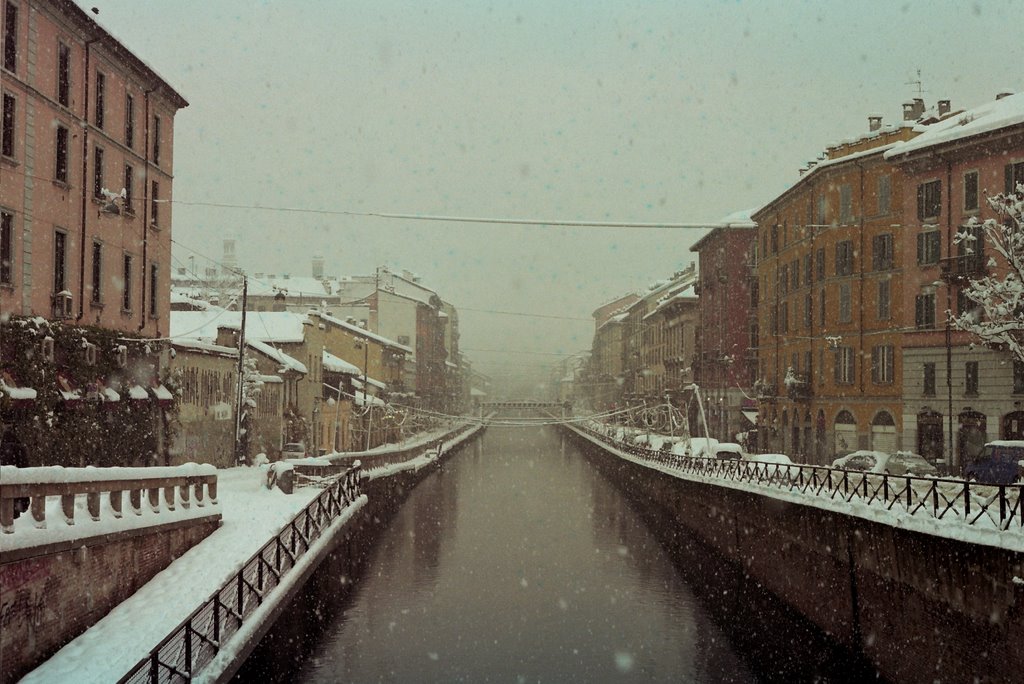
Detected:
left=0, top=464, right=218, bottom=535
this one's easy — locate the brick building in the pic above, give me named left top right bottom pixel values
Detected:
left=690, top=213, right=757, bottom=444
left=885, top=91, right=1024, bottom=469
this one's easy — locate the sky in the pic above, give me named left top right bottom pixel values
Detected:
left=77, top=0, right=1024, bottom=386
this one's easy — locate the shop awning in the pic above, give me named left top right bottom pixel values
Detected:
left=0, top=374, right=36, bottom=401
left=57, top=374, right=82, bottom=401
left=128, top=385, right=150, bottom=400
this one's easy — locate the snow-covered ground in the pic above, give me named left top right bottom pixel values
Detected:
left=20, top=422, right=477, bottom=683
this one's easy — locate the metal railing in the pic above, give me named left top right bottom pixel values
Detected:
left=118, top=465, right=362, bottom=684
left=573, top=424, right=1023, bottom=532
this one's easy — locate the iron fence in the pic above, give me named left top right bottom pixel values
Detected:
left=574, top=424, right=1023, bottom=532
left=117, top=465, right=362, bottom=684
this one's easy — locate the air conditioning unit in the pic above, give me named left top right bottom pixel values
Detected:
left=53, top=291, right=73, bottom=319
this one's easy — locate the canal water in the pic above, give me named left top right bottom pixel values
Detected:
left=239, top=427, right=877, bottom=683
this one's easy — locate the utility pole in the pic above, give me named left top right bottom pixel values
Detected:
left=234, top=275, right=248, bottom=465
left=363, top=338, right=371, bottom=451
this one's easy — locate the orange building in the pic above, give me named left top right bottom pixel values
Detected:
left=752, top=111, right=926, bottom=463
left=1, top=0, right=187, bottom=335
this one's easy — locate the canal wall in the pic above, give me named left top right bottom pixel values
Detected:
left=565, top=427, right=1024, bottom=684
left=216, top=424, right=485, bottom=683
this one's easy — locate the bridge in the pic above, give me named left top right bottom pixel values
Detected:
left=479, top=400, right=568, bottom=410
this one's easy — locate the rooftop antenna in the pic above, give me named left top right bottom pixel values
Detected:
left=905, top=68, right=927, bottom=97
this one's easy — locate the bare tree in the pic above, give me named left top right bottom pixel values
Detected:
left=952, top=184, right=1024, bottom=362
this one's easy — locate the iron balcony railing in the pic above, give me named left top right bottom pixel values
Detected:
left=575, top=424, right=1023, bottom=532
left=118, top=465, right=362, bottom=684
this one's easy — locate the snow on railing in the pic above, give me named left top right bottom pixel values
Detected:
left=117, top=464, right=362, bottom=684
left=570, top=422, right=1024, bottom=534
left=0, top=464, right=218, bottom=536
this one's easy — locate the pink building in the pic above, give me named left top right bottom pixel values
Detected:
left=1, top=0, right=187, bottom=335
left=885, top=91, right=1024, bottom=468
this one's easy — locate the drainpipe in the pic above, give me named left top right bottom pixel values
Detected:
left=77, top=37, right=100, bottom=321
left=139, top=89, right=153, bottom=331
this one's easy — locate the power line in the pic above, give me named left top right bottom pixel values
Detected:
left=459, top=306, right=592, bottom=322
left=166, top=198, right=727, bottom=230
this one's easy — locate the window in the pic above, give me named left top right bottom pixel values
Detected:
left=779, top=301, right=788, bottom=333
left=153, top=115, right=161, bottom=165
left=1006, top=161, right=1024, bottom=196
left=1, top=91, right=13, bottom=157
left=872, top=233, right=893, bottom=271
left=923, top=362, right=936, bottom=396
left=877, top=174, right=891, bottom=214
left=55, top=125, right=68, bottom=182
left=917, top=231, right=941, bottom=265
left=871, top=345, right=894, bottom=384
left=779, top=264, right=788, bottom=294
left=125, top=93, right=135, bottom=148
left=54, top=229, right=67, bottom=293
left=915, top=292, right=936, bottom=329
left=761, top=230, right=767, bottom=259
left=878, top=279, right=890, bottom=320
left=965, top=361, right=979, bottom=396
left=91, top=241, right=102, bottom=303
left=57, top=41, right=70, bottom=107
left=791, top=259, right=799, bottom=290
left=122, top=254, right=132, bottom=311
left=95, top=72, right=105, bottom=128
left=93, top=146, right=104, bottom=199
left=815, top=247, right=825, bottom=281
left=840, top=184, right=853, bottom=224
left=3, top=2, right=16, bottom=72
left=803, top=254, right=812, bottom=285
left=149, top=263, right=158, bottom=316
left=964, top=171, right=979, bottom=212
left=838, top=282, right=851, bottom=323
left=150, top=180, right=159, bottom=226
left=803, top=293, right=812, bottom=328
left=816, top=196, right=827, bottom=225
left=835, top=240, right=854, bottom=276
left=917, top=179, right=941, bottom=220
left=819, top=288, right=826, bottom=326
left=1014, top=361, right=1024, bottom=394
left=770, top=224, right=778, bottom=254
left=834, top=346, right=855, bottom=384
left=124, top=164, right=134, bottom=211
left=1, top=209, right=12, bottom=284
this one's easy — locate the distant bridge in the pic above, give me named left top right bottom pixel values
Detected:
left=480, top=400, right=568, bottom=410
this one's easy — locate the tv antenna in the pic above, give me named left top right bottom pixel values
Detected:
left=905, top=68, right=927, bottom=97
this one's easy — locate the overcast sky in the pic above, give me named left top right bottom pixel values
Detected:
left=79, top=0, right=1023, bottom=384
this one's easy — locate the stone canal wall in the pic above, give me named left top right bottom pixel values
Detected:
left=566, top=427, right=1024, bottom=683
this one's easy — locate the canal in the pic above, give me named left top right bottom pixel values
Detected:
left=238, top=426, right=877, bottom=683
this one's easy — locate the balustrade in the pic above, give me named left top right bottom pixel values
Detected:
left=0, top=465, right=219, bottom=535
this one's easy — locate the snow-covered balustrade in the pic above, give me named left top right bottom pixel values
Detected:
left=0, top=464, right=218, bottom=536
left=571, top=422, right=1024, bottom=537
left=118, top=464, right=363, bottom=684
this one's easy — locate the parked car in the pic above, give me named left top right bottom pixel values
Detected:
left=964, top=441, right=1024, bottom=485
left=281, top=442, right=307, bottom=459
left=686, top=437, right=720, bottom=458
left=831, top=450, right=938, bottom=477
left=714, top=443, right=744, bottom=461
left=743, top=453, right=800, bottom=477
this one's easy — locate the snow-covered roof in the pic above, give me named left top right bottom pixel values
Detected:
left=470, top=387, right=487, bottom=397
left=248, top=339, right=307, bottom=374
left=718, top=209, right=757, bottom=227
left=170, top=291, right=216, bottom=310
left=313, top=312, right=413, bottom=353
left=246, top=276, right=333, bottom=299
left=170, top=311, right=308, bottom=344
left=322, top=350, right=362, bottom=376
left=352, top=376, right=387, bottom=391
left=170, top=338, right=238, bottom=358
left=886, top=92, right=1024, bottom=158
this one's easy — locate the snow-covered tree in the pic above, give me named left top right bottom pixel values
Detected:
left=238, top=355, right=263, bottom=459
left=952, top=184, right=1024, bottom=362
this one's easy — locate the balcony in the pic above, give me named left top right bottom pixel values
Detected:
left=785, top=372, right=812, bottom=401
left=939, top=255, right=985, bottom=283
left=754, top=379, right=777, bottom=401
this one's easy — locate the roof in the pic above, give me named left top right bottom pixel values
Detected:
left=247, top=340, right=307, bottom=374
left=60, top=0, right=188, bottom=109
left=170, top=338, right=238, bottom=359
left=312, top=312, right=413, bottom=354
left=246, top=276, right=333, bottom=299
left=689, top=210, right=758, bottom=252
left=322, top=350, right=362, bottom=376
left=885, top=92, right=1024, bottom=159
left=169, top=310, right=308, bottom=344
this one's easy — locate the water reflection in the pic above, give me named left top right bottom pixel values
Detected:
left=291, top=427, right=754, bottom=683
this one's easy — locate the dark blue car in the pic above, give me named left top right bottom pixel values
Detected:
left=964, top=441, right=1024, bottom=485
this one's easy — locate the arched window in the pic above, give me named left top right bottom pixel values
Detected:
left=834, top=410, right=857, bottom=456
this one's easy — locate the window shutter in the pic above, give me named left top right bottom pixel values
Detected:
left=1008, top=163, right=1015, bottom=196
left=917, top=184, right=925, bottom=220
left=871, top=347, right=879, bottom=383
left=917, top=233, right=924, bottom=264
left=834, top=349, right=841, bottom=382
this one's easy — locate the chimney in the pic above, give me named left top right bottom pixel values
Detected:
left=937, top=99, right=951, bottom=116
left=913, top=98, right=925, bottom=119
left=312, top=255, right=325, bottom=279
left=868, top=116, right=882, bottom=132
left=902, top=102, right=916, bottom=121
